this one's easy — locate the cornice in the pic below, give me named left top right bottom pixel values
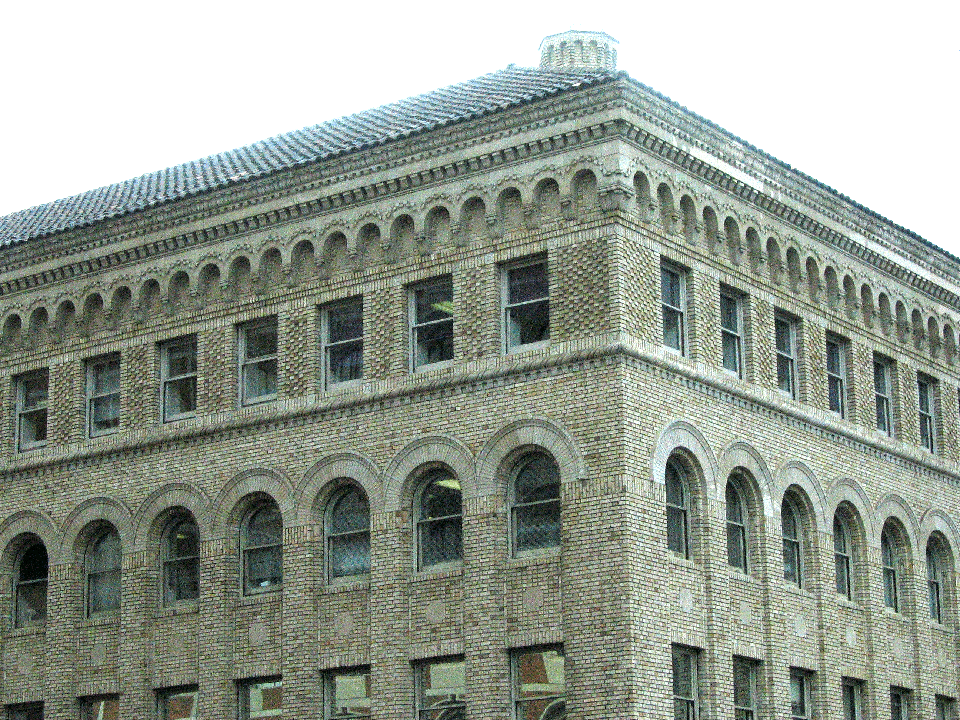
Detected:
left=3, top=334, right=958, bottom=496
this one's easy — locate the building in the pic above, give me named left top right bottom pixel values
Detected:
left=0, top=29, right=957, bottom=720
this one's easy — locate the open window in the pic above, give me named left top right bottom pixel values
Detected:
left=14, top=539, right=47, bottom=627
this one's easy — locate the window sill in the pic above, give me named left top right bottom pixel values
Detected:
left=505, top=341, right=550, bottom=356
left=240, top=396, right=278, bottom=408
left=882, top=607, right=908, bottom=621
left=726, top=567, right=758, bottom=584
left=930, top=620, right=953, bottom=634
left=412, top=565, right=463, bottom=582
left=412, top=360, right=454, bottom=374
left=4, top=623, right=45, bottom=639
left=80, top=611, right=120, bottom=627
left=323, top=577, right=370, bottom=594
left=780, top=582, right=812, bottom=599
left=507, top=550, right=560, bottom=569
left=163, top=413, right=198, bottom=424
left=836, top=596, right=862, bottom=611
left=155, top=601, right=198, bottom=619
left=238, top=589, right=283, bottom=606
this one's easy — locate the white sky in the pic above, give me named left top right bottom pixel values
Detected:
left=1, top=1, right=958, bottom=254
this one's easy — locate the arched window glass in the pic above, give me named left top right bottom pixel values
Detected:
left=327, top=485, right=370, bottom=580
left=511, top=452, right=561, bottom=555
left=781, top=499, right=802, bottom=587
left=927, top=540, right=944, bottom=623
left=881, top=525, right=899, bottom=612
left=417, top=470, right=462, bottom=569
left=163, top=517, right=199, bottom=603
left=242, top=502, right=282, bottom=593
left=834, top=514, right=852, bottom=599
left=87, top=529, right=121, bottom=615
left=15, top=541, right=47, bottom=627
left=725, top=481, right=747, bottom=571
left=665, top=461, right=689, bottom=558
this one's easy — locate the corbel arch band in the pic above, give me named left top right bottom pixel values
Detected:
left=295, top=452, right=382, bottom=525
left=382, top=435, right=475, bottom=512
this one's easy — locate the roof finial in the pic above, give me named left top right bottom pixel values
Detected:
left=539, top=31, right=618, bottom=72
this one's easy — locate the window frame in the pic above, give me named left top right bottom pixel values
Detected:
left=790, top=669, right=814, bottom=720
left=890, top=686, right=911, bottom=720
left=510, top=451, right=562, bottom=557
left=238, top=318, right=278, bottom=406
left=666, top=459, right=690, bottom=559
left=157, top=686, right=199, bottom=720
left=15, top=369, right=48, bottom=451
left=874, top=356, right=894, bottom=436
left=775, top=313, right=798, bottom=399
left=661, top=262, right=687, bottom=355
left=415, top=468, right=463, bottom=571
left=833, top=513, right=853, bottom=600
left=881, top=525, right=900, bottom=612
left=414, top=657, right=466, bottom=720
left=825, top=334, right=847, bottom=417
left=782, top=497, right=803, bottom=588
left=6, top=703, right=43, bottom=720
left=323, top=667, right=371, bottom=720
left=502, top=257, right=550, bottom=354
left=733, top=656, right=759, bottom=720
left=927, top=541, right=945, bottom=624
left=672, top=645, right=699, bottom=720
left=241, top=500, right=283, bottom=595
left=325, top=484, right=371, bottom=583
left=720, top=289, right=744, bottom=377
left=86, top=353, right=121, bottom=437
left=918, top=374, right=938, bottom=453
left=841, top=678, right=864, bottom=720
left=725, top=480, right=748, bottom=573
left=239, top=677, right=282, bottom=720
left=409, top=276, right=454, bottom=372
left=160, top=336, right=198, bottom=422
left=511, top=645, right=565, bottom=720
left=936, top=696, right=956, bottom=720
left=85, top=526, right=121, bottom=617
left=161, top=515, right=200, bottom=605
left=79, top=694, right=119, bottom=720
left=14, top=539, right=48, bottom=628
left=322, top=296, right=364, bottom=389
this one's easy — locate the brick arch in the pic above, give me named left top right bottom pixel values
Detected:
left=382, top=435, right=475, bottom=512
left=651, top=420, right=718, bottom=501
left=0, top=510, right=59, bottom=571
left=131, top=482, right=212, bottom=552
left=774, top=461, right=827, bottom=533
left=475, top=417, right=586, bottom=498
left=875, top=493, right=920, bottom=555
left=209, top=467, right=296, bottom=538
left=295, top=452, right=382, bottom=525
left=59, top=496, right=133, bottom=563
left=827, top=477, right=876, bottom=546
left=717, top=441, right=775, bottom=518
left=920, top=508, right=959, bottom=570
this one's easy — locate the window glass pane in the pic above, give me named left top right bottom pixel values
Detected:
left=89, top=569, right=121, bottom=613
left=168, top=521, right=199, bottom=559
left=720, top=295, right=738, bottom=331
left=419, top=518, right=462, bottom=567
left=415, top=321, right=454, bottom=366
left=662, top=268, right=681, bottom=308
left=93, top=360, right=120, bottom=395
left=247, top=506, right=283, bottom=546
left=507, top=300, right=550, bottom=347
left=16, top=579, right=47, bottom=625
left=790, top=675, right=806, bottom=717
left=331, top=489, right=369, bottom=534
left=420, top=474, right=462, bottom=519
left=509, top=263, right=548, bottom=304
left=244, top=359, right=278, bottom=399
left=166, top=342, right=197, bottom=376
left=666, top=465, right=685, bottom=507
left=826, top=341, right=841, bottom=374
left=165, top=557, right=199, bottom=602
left=331, top=671, right=371, bottom=718
left=165, top=377, right=197, bottom=416
left=514, top=500, right=561, bottom=552
left=726, top=484, right=743, bottom=523
left=328, top=301, right=363, bottom=344
left=874, top=361, right=888, bottom=393
left=330, top=533, right=371, bottom=579
left=89, top=531, right=121, bottom=572
left=245, top=324, right=277, bottom=359
left=775, top=318, right=792, bottom=354
left=672, top=651, right=693, bottom=697
left=727, top=522, right=746, bottom=570
left=81, top=696, right=119, bottom=720
left=246, top=545, right=282, bottom=589
left=328, top=341, right=363, bottom=383
left=515, top=454, right=560, bottom=503
left=163, top=689, right=198, bottom=720
left=732, top=659, right=754, bottom=709
left=415, top=280, right=453, bottom=323
left=91, top=393, right=120, bottom=431
left=667, top=506, right=687, bottom=555
left=420, top=659, right=465, bottom=719
left=247, top=680, right=282, bottom=719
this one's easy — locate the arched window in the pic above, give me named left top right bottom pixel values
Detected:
left=834, top=513, right=852, bottom=599
left=162, top=516, right=199, bottom=603
left=666, top=461, right=689, bottom=558
left=242, top=501, right=282, bottom=593
left=927, top=537, right=947, bottom=623
left=15, top=540, right=47, bottom=627
left=86, top=528, right=121, bottom=615
left=781, top=499, right=803, bottom=587
left=417, top=469, right=462, bottom=569
left=511, top=452, right=561, bottom=555
left=326, top=485, right=370, bottom=580
left=881, top=524, right=900, bottom=612
left=725, top=481, right=747, bottom=572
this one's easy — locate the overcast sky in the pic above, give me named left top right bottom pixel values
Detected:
left=1, top=1, right=957, bottom=255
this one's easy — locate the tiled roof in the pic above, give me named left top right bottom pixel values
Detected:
left=0, top=67, right=618, bottom=246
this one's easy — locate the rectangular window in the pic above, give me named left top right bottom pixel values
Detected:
left=842, top=678, right=864, bottom=720
left=504, top=259, right=549, bottom=352
left=890, top=687, right=911, bottom=720
left=15, top=370, right=48, bottom=451
left=6, top=704, right=42, bottom=720
left=790, top=669, right=813, bottom=720
left=323, top=297, right=363, bottom=387
left=720, top=291, right=743, bottom=377
left=415, top=657, right=465, bottom=719
left=826, top=335, right=847, bottom=417
left=874, top=356, right=894, bottom=436
left=324, top=668, right=371, bottom=719
left=79, top=695, right=118, bottom=720
left=918, top=374, right=937, bottom=452
left=672, top=645, right=699, bottom=720
left=239, top=319, right=278, bottom=405
left=733, top=657, right=759, bottom=720
left=87, top=354, right=120, bottom=437
left=410, top=276, right=454, bottom=370
left=161, top=337, right=197, bottom=422
left=775, top=314, right=797, bottom=398
left=936, top=696, right=956, bottom=720
left=240, top=678, right=282, bottom=720
left=661, top=264, right=686, bottom=354
left=158, top=687, right=198, bottom=720
left=513, top=646, right=565, bottom=720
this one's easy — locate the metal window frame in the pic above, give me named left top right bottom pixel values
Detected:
left=323, top=667, right=372, bottom=720
left=789, top=669, right=814, bottom=720
left=825, top=335, right=846, bottom=417
left=720, top=290, right=744, bottom=377
left=238, top=318, right=279, bottom=406
left=774, top=313, right=798, bottom=399
left=725, top=481, right=748, bottom=572
left=874, top=357, right=894, bottom=436
left=502, top=256, right=550, bottom=354
left=323, top=296, right=364, bottom=389
left=672, top=645, right=699, bottom=720
left=414, top=657, right=466, bottom=720
left=881, top=527, right=900, bottom=612
left=841, top=678, right=864, bottom=720
left=325, top=485, right=371, bottom=583
left=160, top=336, right=198, bottom=422
left=833, top=515, right=853, bottom=600
left=241, top=501, right=283, bottom=595
left=733, top=656, right=759, bottom=720
left=161, top=515, right=200, bottom=605
left=782, top=498, right=803, bottom=588
left=239, top=677, right=283, bottom=720
left=15, top=369, right=48, bottom=451
left=86, top=353, right=121, bottom=437
left=409, top=276, right=455, bottom=372
left=415, top=470, right=463, bottom=571
left=918, top=374, right=937, bottom=453
left=661, top=263, right=687, bottom=355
